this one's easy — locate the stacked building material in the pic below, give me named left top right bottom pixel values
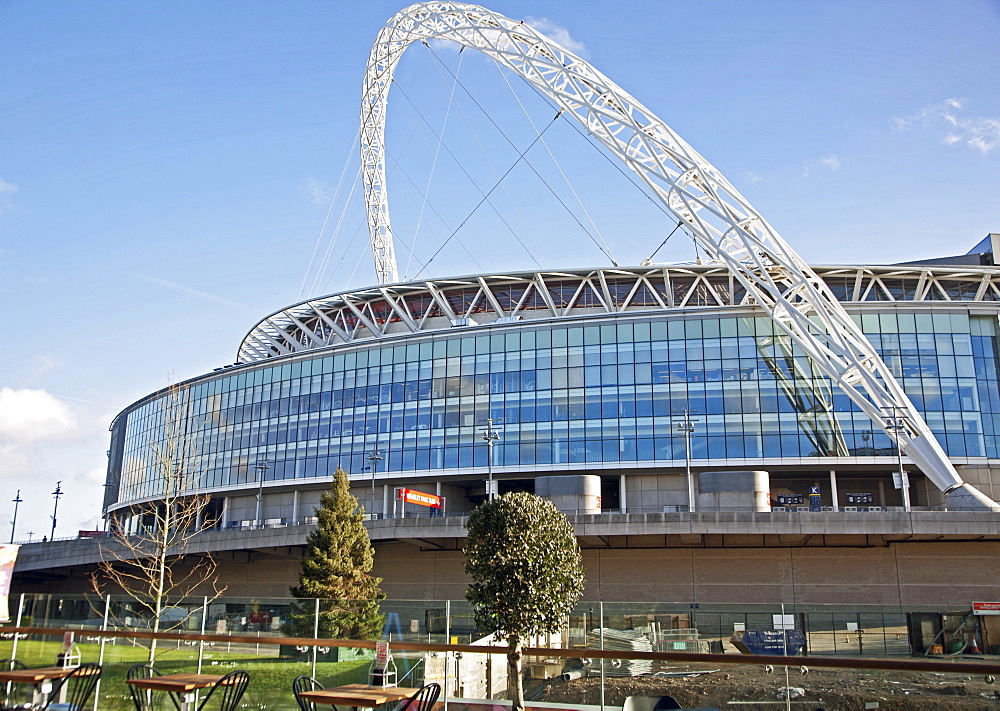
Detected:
left=586, top=628, right=653, bottom=676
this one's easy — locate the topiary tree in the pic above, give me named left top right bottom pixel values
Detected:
left=464, top=492, right=585, bottom=711
left=285, top=467, right=385, bottom=640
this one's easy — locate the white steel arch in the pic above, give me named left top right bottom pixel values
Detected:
left=360, top=3, right=998, bottom=509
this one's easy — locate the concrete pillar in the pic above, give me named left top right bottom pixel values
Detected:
left=221, top=497, right=229, bottom=529
left=619, top=474, right=627, bottom=514
left=829, top=470, right=840, bottom=512
left=878, top=480, right=886, bottom=508
left=292, top=490, right=300, bottom=524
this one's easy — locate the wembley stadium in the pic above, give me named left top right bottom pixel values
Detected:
left=107, top=254, right=1000, bottom=529
left=14, top=4, right=1000, bottom=608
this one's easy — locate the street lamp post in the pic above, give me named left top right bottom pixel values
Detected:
left=366, top=450, right=383, bottom=520
left=50, top=481, right=63, bottom=541
left=675, top=412, right=697, bottom=513
left=481, top=419, right=501, bottom=501
left=254, top=461, right=269, bottom=528
left=883, top=408, right=912, bottom=511
left=10, top=490, right=22, bottom=544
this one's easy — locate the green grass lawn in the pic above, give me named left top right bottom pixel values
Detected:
left=0, top=638, right=375, bottom=710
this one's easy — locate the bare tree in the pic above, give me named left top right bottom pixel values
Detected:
left=91, top=383, right=225, bottom=663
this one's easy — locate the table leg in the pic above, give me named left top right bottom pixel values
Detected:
left=33, top=680, right=53, bottom=708
left=179, top=690, right=197, bottom=711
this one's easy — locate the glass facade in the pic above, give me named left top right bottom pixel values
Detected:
left=110, top=308, right=1000, bottom=507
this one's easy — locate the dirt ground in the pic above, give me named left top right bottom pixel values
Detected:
left=534, top=659, right=1000, bottom=710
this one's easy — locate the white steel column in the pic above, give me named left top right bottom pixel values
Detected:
left=829, top=470, right=840, bottom=512
left=619, top=474, right=627, bottom=514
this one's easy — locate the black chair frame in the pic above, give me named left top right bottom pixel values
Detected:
left=399, top=683, right=441, bottom=711
left=292, top=675, right=323, bottom=711
left=127, top=663, right=182, bottom=711
left=41, top=662, right=102, bottom=711
left=196, top=669, right=249, bottom=711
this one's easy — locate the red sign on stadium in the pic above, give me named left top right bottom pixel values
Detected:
left=395, top=488, right=443, bottom=508
left=973, top=601, right=1000, bottom=615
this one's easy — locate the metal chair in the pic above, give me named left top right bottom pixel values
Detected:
left=41, top=662, right=102, bottom=711
left=398, top=683, right=440, bottom=711
left=127, top=664, right=181, bottom=711
left=622, top=696, right=681, bottom=711
left=292, top=676, right=323, bottom=711
left=196, top=670, right=248, bottom=711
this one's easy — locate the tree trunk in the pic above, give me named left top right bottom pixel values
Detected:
left=507, top=638, right=524, bottom=711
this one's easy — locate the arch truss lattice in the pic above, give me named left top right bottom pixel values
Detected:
left=359, top=2, right=997, bottom=508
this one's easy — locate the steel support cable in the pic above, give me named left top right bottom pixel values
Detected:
left=320, top=68, right=458, bottom=296
left=411, top=110, right=562, bottom=280
left=644, top=221, right=684, bottom=264
left=299, top=128, right=362, bottom=298
left=360, top=49, right=464, bottom=284
left=490, top=59, right=617, bottom=267
left=381, top=145, right=488, bottom=276
left=391, top=79, right=543, bottom=271
left=318, top=220, right=369, bottom=295
left=404, top=45, right=466, bottom=280
left=388, top=83, right=502, bottom=275
left=422, top=43, right=546, bottom=269
left=311, top=164, right=364, bottom=296
left=425, top=46, right=619, bottom=267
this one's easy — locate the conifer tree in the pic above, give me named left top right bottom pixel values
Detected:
left=286, top=468, right=385, bottom=639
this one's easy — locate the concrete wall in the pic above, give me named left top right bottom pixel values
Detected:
left=92, top=539, right=996, bottom=608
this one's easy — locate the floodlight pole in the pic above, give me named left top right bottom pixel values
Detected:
left=10, top=490, right=22, bottom=544
left=676, top=412, right=697, bottom=513
left=50, top=481, right=63, bottom=541
left=481, top=419, right=501, bottom=501
left=367, top=450, right=383, bottom=520
left=883, top=408, right=912, bottom=511
left=254, top=461, right=269, bottom=528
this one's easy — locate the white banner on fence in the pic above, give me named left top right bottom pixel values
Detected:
left=0, top=545, right=21, bottom=622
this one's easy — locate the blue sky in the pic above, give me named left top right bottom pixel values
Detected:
left=1, top=0, right=998, bottom=537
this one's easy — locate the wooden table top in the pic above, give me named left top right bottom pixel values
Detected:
left=0, top=667, right=78, bottom=684
left=126, top=673, right=228, bottom=693
left=297, top=684, right=421, bottom=708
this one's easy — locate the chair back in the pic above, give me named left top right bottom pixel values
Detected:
left=622, top=695, right=681, bottom=711
left=44, top=662, right=102, bottom=711
left=127, top=664, right=167, bottom=711
left=292, top=676, right=323, bottom=711
left=197, top=670, right=249, bottom=711
left=399, top=683, right=441, bottom=711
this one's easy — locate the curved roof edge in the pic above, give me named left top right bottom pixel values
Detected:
left=237, top=263, right=1000, bottom=363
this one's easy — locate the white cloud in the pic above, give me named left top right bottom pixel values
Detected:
left=0, top=388, right=76, bottom=442
left=0, top=178, right=16, bottom=216
left=819, top=155, right=841, bottom=171
left=802, top=154, right=841, bottom=177
left=306, top=178, right=333, bottom=206
left=524, top=17, right=587, bottom=56
left=892, top=98, right=1000, bottom=154
left=0, top=388, right=79, bottom=480
left=745, top=172, right=763, bottom=183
